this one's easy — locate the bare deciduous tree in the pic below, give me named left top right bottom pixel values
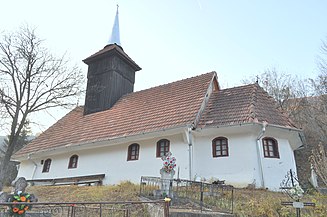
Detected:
left=317, top=37, right=327, bottom=93
left=242, top=67, right=306, bottom=109
left=242, top=66, right=326, bottom=185
left=306, top=39, right=327, bottom=186
left=0, top=26, right=84, bottom=184
left=310, top=143, right=327, bottom=186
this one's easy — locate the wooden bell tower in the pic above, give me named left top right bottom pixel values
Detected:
left=83, top=6, right=141, bottom=115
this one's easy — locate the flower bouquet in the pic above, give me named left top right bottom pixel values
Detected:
left=8, top=192, right=32, bottom=216
left=288, top=184, right=304, bottom=200
left=161, top=152, right=176, bottom=173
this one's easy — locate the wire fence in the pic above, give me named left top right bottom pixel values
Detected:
left=0, top=200, right=169, bottom=217
left=140, top=176, right=234, bottom=214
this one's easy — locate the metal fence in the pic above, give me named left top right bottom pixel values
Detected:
left=0, top=200, right=169, bottom=217
left=140, top=176, right=234, bottom=214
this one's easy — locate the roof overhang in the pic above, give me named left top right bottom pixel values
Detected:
left=83, top=45, right=141, bottom=71
left=13, top=125, right=189, bottom=161
left=195, top=122, right=303, bottom=150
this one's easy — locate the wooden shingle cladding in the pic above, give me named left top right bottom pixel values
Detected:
left=83, top=44, right=141, bottom=115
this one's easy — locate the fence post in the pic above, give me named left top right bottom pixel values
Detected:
left=139, top=176, right=143, bottom=196
left=200, top=182, right=203, bottom=212
left=164, top=198, right=171, bottom=217
left=125, top=209, right=130, bottom=217
left=70, top=205, right=75, bottom=217
left=231, top=188, right=234, bottom=214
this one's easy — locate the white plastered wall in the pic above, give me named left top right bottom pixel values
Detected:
left=17, top=125, right=300, bottom=190
left=259, top=136, right=298, bottom=191
left=193, top=126, right=299, bottom=190
left=193, top=131, right=259, bottom=188
left=17, top=133, right=191, bottom=185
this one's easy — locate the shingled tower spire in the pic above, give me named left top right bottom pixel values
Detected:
left=83, top=6, right=141, bottom=115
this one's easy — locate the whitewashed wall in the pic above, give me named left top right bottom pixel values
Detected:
left=259, top=136, right=298, bottom=190
left=193, top=131, right=259, bottom=188
left=17, top=125, right=299, bottom=190
left=192, top=126, right=298, bottom=190
left=17, top=133, right=191, bottom=185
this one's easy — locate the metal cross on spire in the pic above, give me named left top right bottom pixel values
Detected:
left=108, top=4, right=121, bottom=46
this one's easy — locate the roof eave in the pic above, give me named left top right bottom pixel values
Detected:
left=83, top=46, right=141, bottom=71
left=198, top=122, right=303, bottom=150
left=199, top=121, right=301, bottom=132
left=12, top=125, right=191, bottom=161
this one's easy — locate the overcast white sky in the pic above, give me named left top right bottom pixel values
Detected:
left=1, top=0, right=327, bottom=135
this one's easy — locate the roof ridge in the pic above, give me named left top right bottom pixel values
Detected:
left=221, top=83, right=256, bottom=91
left=255, top=84, right=298, bottom=128
left=247, top=83, right=259, bottom=122
left=272, top=97, right=298, bottom=128
left=192, top=73, right=217, bottom=129
left=124, top=71, right=216, bottom=96
left=80, top=72, right=216, bottom=117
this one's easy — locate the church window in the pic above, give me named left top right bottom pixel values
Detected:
left=156, top=139, right=170, bottom=157
left=68, top=155, right=79, bottom=168
left=127, top=143, right=140, bottom=161
left=262, top=137, right=279, bottom=158
left=212, top=137, right=229, bottom=157
left=42, top=158, right=52, bottom=173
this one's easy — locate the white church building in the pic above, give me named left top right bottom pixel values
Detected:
left=13, top=8, right=303, bottom=190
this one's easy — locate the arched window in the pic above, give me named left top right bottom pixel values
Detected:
left=127, top=143, right=140, bottom=161
left=42, top=158, right=52, bottom=173
left=68, top=155, right=79, bottom=168
left=156, top=139, right=170, bottom=157
left=262, top=137, right=279, bottom=158
left=212, top=137, right=229, bottom=157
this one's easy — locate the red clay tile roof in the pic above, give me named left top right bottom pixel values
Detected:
left=83, top=44, right=141, bottom=70
left=14, top=72, right=216, bottom=157
left=14, top=73, right=297, bottom=158
left=198, top=83, right=297, bottom=128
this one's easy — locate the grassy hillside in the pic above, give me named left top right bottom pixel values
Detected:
left=26, top=181, right=140, bottom=202
left=3, top=182, right=327, bottom=217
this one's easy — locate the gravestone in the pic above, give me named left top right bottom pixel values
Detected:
left=0, top=182, right=8, bottom=203
left=1, top=177, right=39, bottom=217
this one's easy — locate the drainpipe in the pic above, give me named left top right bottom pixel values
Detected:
left=27, top=154, right=37, bottom=180
left=187, top=127, right=193, bottom=181
left=256, top=121, right=267, bottom=188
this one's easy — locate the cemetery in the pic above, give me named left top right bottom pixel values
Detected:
left=0, top=3, right=326, bottom=217
left=0, top=152, right=326, bottom=216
